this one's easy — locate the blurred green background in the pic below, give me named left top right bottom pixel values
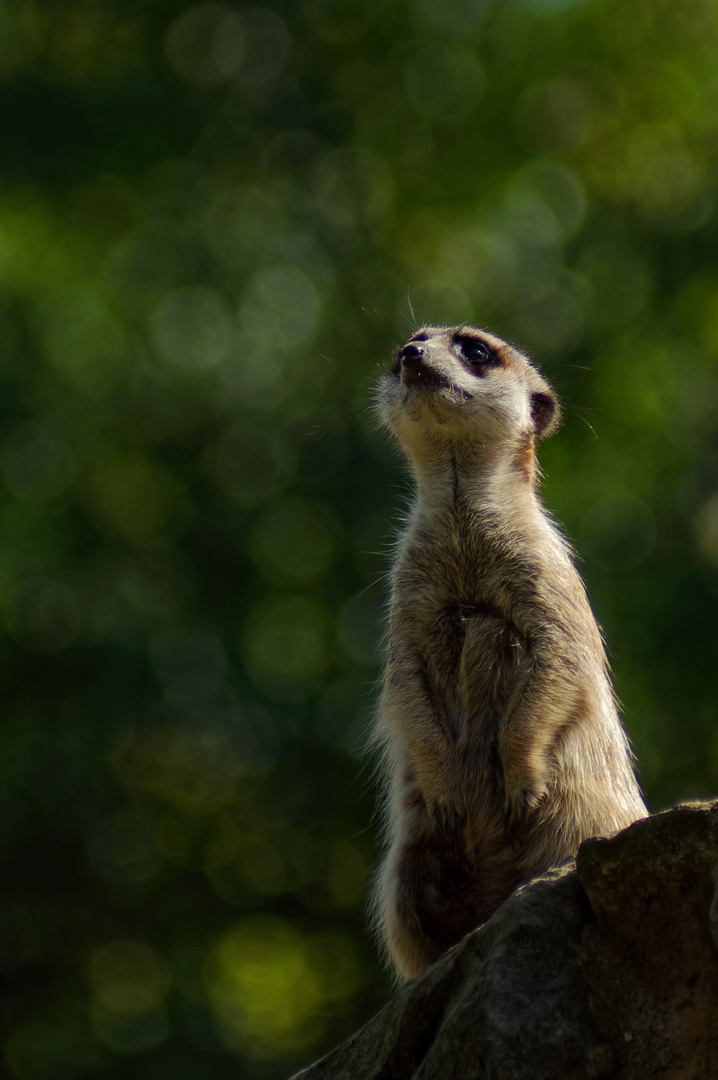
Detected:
left=2, top=0, right=718, bottom=1076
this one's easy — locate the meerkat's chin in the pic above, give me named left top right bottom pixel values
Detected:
left=400, top=381, right=473, bottom=405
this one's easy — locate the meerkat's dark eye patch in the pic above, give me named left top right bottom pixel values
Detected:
left=454, top=335, right=500, bottom=373
left=530, top=391, right=556, bottom=434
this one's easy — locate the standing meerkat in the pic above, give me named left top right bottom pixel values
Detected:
left=373, top=324, right=647, bottom=981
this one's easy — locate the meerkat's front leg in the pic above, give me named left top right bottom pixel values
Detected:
left=454, top=611, right=579, bottom=827
left=379, top=652, right=461, bottom=813
left=498, top=658, right=581, bottom=826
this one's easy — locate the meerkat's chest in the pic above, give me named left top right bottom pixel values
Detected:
left=392, top=524, right=520, bottom=634
left=392, top=560, right=529, bottom=693
left=388, top=522, right=538, bottom=711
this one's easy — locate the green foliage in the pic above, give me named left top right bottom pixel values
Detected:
left=2, top=0, right=718, bottom=1076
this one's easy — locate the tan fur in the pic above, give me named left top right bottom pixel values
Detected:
left=372, top=324, right=647, bottom=980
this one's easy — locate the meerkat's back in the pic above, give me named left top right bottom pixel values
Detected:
left=372, top=324, right=646, bottom=980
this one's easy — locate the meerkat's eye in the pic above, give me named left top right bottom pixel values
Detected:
left=454, top=336, right=499, bottom=372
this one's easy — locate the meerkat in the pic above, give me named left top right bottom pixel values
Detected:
left=372, top=324, right=647, bottom=981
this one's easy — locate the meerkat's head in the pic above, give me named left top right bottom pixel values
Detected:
left=376, top=324, right=559, bottom=484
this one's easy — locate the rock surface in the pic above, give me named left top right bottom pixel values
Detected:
left=292, top=804, right=718, bottom=1080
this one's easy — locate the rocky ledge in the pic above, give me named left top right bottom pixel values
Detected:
left=293, top=803, right=718, bottom=1080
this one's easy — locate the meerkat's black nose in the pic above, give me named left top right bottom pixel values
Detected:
left=396, top=340, right=448, bottom=388
left=399, top=343, right=424, bottom=366
left=392, top=341, right=427, bottom=377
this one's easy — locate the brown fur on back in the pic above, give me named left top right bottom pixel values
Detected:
left=372, top=325, right=647, bottom=980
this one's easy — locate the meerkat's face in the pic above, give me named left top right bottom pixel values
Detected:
left=377, top=325, right=559, bottom=466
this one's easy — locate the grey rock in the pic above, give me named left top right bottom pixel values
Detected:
left=292, top=804, right=718, bottom=1080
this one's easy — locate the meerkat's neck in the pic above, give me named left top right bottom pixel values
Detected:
left=408, top=438, right=544, bottom=525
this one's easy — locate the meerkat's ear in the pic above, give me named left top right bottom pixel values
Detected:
left=530, top=391, right=557, bottom=436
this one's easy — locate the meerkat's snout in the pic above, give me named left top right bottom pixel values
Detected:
left=396, top=341, right=447, bottom=388
left=398, top=342, right=423, bottom=366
